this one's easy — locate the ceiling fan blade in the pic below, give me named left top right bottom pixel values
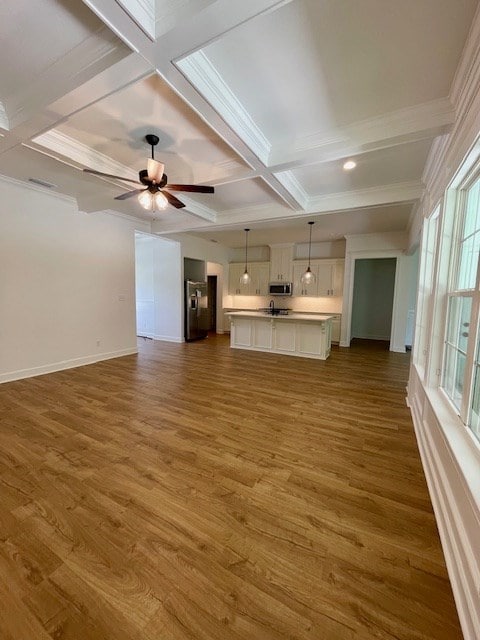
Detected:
left=114, top=189, right=145, bottom=201
left=83, top=168, right=140, bottom=185
left=147, top=158, right=165, bottom=183
left=164, top=184, right=214, bottom=193
left=162, top=190, right=185, bottom=209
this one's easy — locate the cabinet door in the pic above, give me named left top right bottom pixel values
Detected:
left=270, top=246, right=293, bottom=281
left=332, top=260, right=345, bottom=296
left=293, top=261, right=318, bottom=296
left=229, top=263, right=250, bottom=295
left=253, top=319, right=273, bottom=349
left=317, top=262, right=334, bottom=296
left=331, top=315, right=341, bottom=343
left=250, top=262, right=270, bottom=296
left=296, top=322, right=322, bottom=356
left=273, top=321, right=296, bottom=352
left=231, top=318, right=252, bottom=346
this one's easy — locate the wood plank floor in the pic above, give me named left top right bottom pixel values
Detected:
left=0, top=335, right=462, bottom=639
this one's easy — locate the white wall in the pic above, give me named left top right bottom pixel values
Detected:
left=165, top=232, right=230, bottom=332
left=135, top=234, right=155, bottom=337
left=0, top=177, right=148, bottom=382
left=135, top=233, right=183, bottom=342
left=152, top=236, right=182, bottom=341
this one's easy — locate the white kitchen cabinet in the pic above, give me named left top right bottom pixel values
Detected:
left=231, top=317, right=252, bottom=346
left=228, top=262, right=270, bottom=296
left=293, top=261, right=318, bottom=297
left=292, top=259, right=345, bottom=297
left=253, top=318, right=273, bottom=349
left=251, top=262, right=270, bottom=296
left=269, top=245, right=294, bottom=282
left=272, top=321, right=296, bottom=352
left=228, top=312, right=333, bottom=360
left=331, top=315, right=341, bottom=343
left=296, top=321, right=331, bottom=358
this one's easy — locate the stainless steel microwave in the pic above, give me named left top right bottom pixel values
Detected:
left=268, top=282, right=293, bottom=296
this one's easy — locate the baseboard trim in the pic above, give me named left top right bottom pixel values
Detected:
left=0, top=347, right=138, bottom=384
left=152, top=334, right=183, bottom=343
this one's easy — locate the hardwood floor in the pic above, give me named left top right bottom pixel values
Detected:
left=0, top=335, right=462, bottom=639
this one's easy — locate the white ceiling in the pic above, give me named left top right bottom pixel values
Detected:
left=0, top=0, right=477, bottom=248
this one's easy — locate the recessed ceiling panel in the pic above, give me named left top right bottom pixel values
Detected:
left=0, top=0, right=125, bottom=101
left=54, top=74, right=248, bottom=185
left=185, top=177, right=287, bottom=211
left=288, top=139, right=432, bottom=196
left=199, top=0, right=476, bottom=143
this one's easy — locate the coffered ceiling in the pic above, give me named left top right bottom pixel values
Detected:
left=0, top=0, right=477, bottom=247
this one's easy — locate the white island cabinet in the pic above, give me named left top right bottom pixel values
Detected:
left=226, top=312, right=334, bottom=360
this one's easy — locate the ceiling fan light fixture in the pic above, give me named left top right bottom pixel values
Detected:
left=138, top=190, right=153, bottom=210
left=155, top=191, right=168, bottom=210
left=147, top=158, right=165, bottom=183
left=300, top=221, right=316, bottom=286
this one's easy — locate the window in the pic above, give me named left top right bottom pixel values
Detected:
left=442, top=171, right=480, bottom=442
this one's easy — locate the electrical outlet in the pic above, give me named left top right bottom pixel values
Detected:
left=96, top=339, right=101, bottom=347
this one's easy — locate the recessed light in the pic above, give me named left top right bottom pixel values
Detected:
left=343, top=160, right=356, bottom=171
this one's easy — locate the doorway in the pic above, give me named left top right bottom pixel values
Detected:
left=207, top=275, right=217, bottom=332
left=351, top=258, right=396, bottom=345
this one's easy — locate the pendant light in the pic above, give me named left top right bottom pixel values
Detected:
left=239, top=228, right=251, bottom=285
left=300, top=221, right=316, bottom=285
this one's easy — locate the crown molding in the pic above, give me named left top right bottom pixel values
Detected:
left=0, top=172, right=78, bottom=206
left=0, top=101, right=9, bottom=131
left=31, top=129, right=138, bottom=183
left=115, top=0, right=155, bottom=39
left=450, top=4, right=480, bottom=121
left=270, top=97, right=454, bottom=168
left=181, top=195, right=217, bottom=222
left=176, top=50, right=271, bottom=165
left=307, top=181, right=424, bottom=214
left=91, top=208, right=152, bottom=228
left=6, top=26, right=128, bottom=129
left=419, top=6, right=480, bottom=203
left=274, top=170, right=309, bottom=209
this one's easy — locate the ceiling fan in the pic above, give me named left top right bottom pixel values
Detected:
left=82, top=134, right=214, bottom=210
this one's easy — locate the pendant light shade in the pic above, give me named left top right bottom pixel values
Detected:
left=138, top=189, right=169, bottom=211
left=300, top=221, right=316, bottom=285
left=240, top=228, right=251, bottom=285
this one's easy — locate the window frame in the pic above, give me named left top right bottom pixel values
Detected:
left=440, top=163, right=480, bottom=427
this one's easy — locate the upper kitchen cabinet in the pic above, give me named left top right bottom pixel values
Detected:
left=229, top=262, right=270, bottom=296
left=269, top=245, right=294, bottom=282
left=293, top=259, right=345, bottom=297
left=293, top=261, right=318, bottom=297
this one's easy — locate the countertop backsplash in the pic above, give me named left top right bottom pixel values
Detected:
left=224, top=295, right=342, bottom=315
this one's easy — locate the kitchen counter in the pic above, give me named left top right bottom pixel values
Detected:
left=226, top=311, right=335, bottom=321
left=226, top=311, right=333, bottom=360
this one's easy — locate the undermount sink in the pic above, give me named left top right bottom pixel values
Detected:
left=259, top=308, right=289, bottom=316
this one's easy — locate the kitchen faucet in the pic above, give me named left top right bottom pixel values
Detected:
left=269, top=299, right=275, bottom=314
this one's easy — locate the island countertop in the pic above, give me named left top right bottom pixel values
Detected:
left=225, top=311, right=335, bottom=322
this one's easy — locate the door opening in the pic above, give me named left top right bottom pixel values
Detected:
left=207, top=275, right=217, bottom=332
left=351, top=258, right=396, bottom=348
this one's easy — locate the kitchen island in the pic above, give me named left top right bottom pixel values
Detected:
left=226, top=311, right=334, bottom=360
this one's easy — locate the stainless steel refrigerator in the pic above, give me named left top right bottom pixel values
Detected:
left=185, top=280, right=208, bottom=341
